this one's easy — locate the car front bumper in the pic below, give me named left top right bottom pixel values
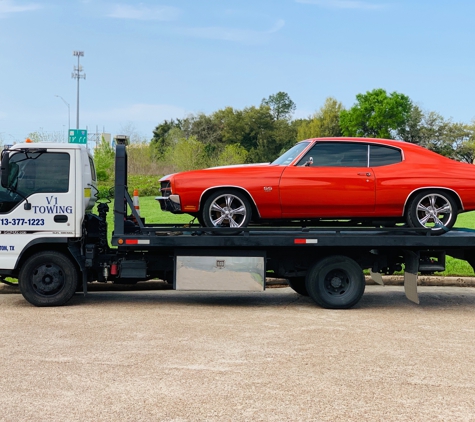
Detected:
left=155, top=194, right=182, bottom=213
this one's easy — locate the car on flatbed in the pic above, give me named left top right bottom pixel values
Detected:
left=157, top=137, right=475, bottom=234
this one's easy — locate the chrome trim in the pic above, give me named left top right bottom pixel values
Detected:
left=199, top=185, right=262, bottom=218
left=402, top=187, right=463, bottom=216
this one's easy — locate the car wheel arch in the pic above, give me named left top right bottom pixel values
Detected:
left=403, top=187, right=463, bottom=216
left=199, top=186, right=261, bottom=220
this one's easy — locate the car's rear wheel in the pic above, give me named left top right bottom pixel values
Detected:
left=406, top=190, right=458, bottom=234
left=202, top=189, right=252, bottom=228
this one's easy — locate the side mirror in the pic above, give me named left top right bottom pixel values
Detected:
left=1, top=151, right=10, bottom=188
left=305, top=157, right=313, bottom=167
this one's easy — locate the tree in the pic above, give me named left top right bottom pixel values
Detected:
left=27, top=128, right=64, bottom=143
left=261, top=92, right=296, bottom=120
left=215, top=144, right=249, bottom=166
left=396, top=105, right=424, bottom=144
left=181, top=112, right=223, bottom=146
left=119, top=122, right=147, bottom=144
left=168, top=136, right=207, bottom=172
left=339, top=88, right=413, bottom=139
left=297, top=97, right=344, bottom=140
left=94, top=134, right=115, bottom=181
left=151, top=119, right=182, bottom=160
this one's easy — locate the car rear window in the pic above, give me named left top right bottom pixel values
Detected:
left=369, top=145, right=402, bottom=166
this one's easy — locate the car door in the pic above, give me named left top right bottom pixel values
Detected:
left=279, top=141, right=376, bottom=218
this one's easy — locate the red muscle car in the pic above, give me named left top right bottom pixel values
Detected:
left=156, top=137, right=475, bottom=234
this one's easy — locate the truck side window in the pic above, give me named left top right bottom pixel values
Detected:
left=89, top=156, right=97, bottom=182
left=0, top=152, right=70, bottom=213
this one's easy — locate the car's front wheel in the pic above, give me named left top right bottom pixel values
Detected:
left=201, top=189, right=252, bottom=228
left=406, top=190, right=458, bottom=234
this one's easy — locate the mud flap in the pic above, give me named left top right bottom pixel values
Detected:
left=404, top=250, right=419, bottom=304
left=369, top=270, right=384, bottom=285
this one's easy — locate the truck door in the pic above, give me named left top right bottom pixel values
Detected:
left=0, top=149, right=77, bottom=269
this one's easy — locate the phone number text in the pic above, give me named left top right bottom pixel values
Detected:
left=0, top=218, right=45, bottom=226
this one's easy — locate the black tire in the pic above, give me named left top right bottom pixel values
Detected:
left=305, top=255, right=365, bottom=309
left=287, top=277, right=309, bottom=296
left=19, top=251, right=78, bottom=307
left=406, top=190, right=458, bottom=235
left=202, top=189, right=252, bottom=229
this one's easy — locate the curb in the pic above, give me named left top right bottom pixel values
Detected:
left=365, top=275, right=475, bottom=287
left=2, top=276, right=475, bottom=295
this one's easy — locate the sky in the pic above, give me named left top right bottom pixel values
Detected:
left=1, top=0, right=475, bottom=145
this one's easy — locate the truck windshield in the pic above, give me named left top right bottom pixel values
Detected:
left=0, top=151, right=70, bottom=213
left=271, top=141, right=310, bottom=165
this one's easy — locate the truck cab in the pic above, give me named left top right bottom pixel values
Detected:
left=0, top=142, right=97, bottom=270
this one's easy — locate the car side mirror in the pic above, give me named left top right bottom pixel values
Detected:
left=1, top=152, right=10, bottom=188
left=305, top=157, right=313, bottom=167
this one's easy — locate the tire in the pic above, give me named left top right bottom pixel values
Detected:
left=202, top=189, right=252, bottom=229
left=19, top=251, right=78, bottom=307
left=305, top=255, right=365, bottom=309
left=287, top=277, right=309, bottom=296
left=406, top=190, right=458, bottom=235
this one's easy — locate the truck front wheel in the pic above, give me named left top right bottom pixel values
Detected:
left=19, top=251, right=78, bottom=307
left=305, top=255, right=365, bottom=309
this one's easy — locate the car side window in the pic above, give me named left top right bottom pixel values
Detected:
left=369, top=145, right=402, bottom=166
left=297, top=142, right=368, bottom=167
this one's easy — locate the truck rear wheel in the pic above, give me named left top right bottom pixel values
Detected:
left=19, top=251, right=78, bottom=307
left=305, top=255, right=365, bottom=309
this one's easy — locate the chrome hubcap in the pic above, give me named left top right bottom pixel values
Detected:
left=209, top=194, right=247, bottom=228
left=416, top=194, right=452, bottom=229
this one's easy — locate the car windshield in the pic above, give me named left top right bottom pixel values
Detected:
left=271, top=141, right=310, bottom=165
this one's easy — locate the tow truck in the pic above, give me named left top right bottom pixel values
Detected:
left=1, top=136, right=475, bottom=308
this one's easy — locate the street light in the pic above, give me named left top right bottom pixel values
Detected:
left=55, top=95, right=70, bottom=133
left=72, top=51, right=85, bottom=129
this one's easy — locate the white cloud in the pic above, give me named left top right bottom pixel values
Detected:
left=0, top=0, right=41, bottom=15
left=107, top=4, right=181, bottom=21
left=295, top=0, right=387, bottom=10
left=180, top=19, right=285, bottom=44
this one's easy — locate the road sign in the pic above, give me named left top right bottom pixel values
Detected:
left=68, top=129, right=87, bottom=144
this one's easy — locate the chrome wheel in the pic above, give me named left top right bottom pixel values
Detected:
left=202, top=190, right=251, bottom=228
left=406, top=190, right=458, bottom=234
left=415, top=193, right=453, bottom=228
left=209, top=194, right=247, bottom=227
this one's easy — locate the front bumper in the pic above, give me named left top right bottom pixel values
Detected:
left=155, top=194, right=182, bottom=213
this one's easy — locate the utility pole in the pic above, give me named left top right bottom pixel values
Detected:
left=72, top=51, right=85, bottom=129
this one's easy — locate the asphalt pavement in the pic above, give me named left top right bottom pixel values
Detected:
left=2, top=284, right=475, bottom=421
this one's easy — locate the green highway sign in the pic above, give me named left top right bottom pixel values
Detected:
left=68, top=129, right=88, bottom=144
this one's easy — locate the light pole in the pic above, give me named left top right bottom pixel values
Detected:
left=72, top=51, right=85, bottom=129
left=55, top=95, right=70, bottom=135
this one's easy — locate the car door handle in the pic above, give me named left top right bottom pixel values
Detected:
left=358, top=172, right=372, bottom=177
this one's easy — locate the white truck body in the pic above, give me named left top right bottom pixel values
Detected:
left=0, top=142, right=96, bottom=269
